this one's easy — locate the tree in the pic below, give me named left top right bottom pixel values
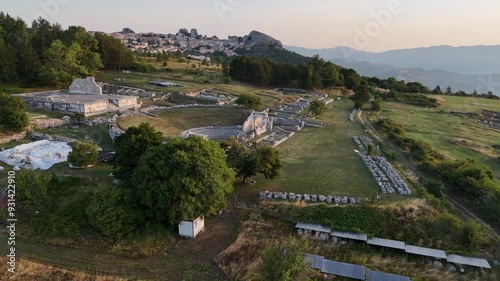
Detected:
left=0, top=93, right=29, bottom=132
left=132, top=137, right=235, bottom=225
left=350, top=85, right=371, bottom=109
left=235, top=93, right=262, bottom=110
left=445, top=86, right=453, bottom=95
left=224, top=138, right=256, bottom=183
left=67, top=141, right=98, bottom=167
left=224, top=75, right=232, bottom=84
left=16, top=170, right=52, bottom=213
left=113, top=122, right=163, bottom=184
left=86, top=188, right=144, bottom=239
left=255, top=145, right=281, bottom=180
left=432, top=85, right=443, bottom=95
left=259, top=236, right=313, bottom=281
left=367, top=143, right=375, bottom=156
left=39, top=40, right=91, bottom=86
left=94, top=32, right=135, bottom=70
left=309, top=100, right=326, bottom=116
left=372, top=97, right=382, bottom=112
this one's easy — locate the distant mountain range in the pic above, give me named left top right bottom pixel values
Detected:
left=285, top=45, right=500, bottom=94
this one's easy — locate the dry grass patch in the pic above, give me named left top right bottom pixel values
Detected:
left=0, top=257, right=123, bottom=281
left=450, top=138, right=500, bottom=158
left=215, top=213, right=291, bottom=280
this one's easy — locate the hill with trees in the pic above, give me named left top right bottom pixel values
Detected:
left=0, top=13, right=135, bottom=90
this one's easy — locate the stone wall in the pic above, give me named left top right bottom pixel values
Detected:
left=31, top=118, right=71, bottom=129
left=0, top=132, right=27, bottom=144
left=69, top=77, right=102, bottom=95
left=242, top=110, right=273, bottom=136
left=27, top=132, right=76, bottom=143
left=83, top=100, right=109, bottom=116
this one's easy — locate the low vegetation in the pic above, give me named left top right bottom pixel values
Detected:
left=376, top=116, right=500, bottom=229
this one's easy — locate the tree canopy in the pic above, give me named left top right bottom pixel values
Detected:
left=224, top=140, right=281, bottom=182
left=235, top=93, right=262, bottom=110
left=0, top=13, right=134, bottom=88
left=0, top=93, right=29, bottom=132
left=132, top=137, right=235, bottom=225
left=113, top=122, right=164, bottom=184
left=67, top=141, right=98, bottom=167
left=309, top=100, right=326, bottom=116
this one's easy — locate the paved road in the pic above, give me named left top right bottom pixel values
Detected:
left=359, top=110, right=499, bottom=238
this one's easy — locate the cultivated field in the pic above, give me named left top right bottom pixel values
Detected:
left=382, top=98, right=500, bottom=180
left=118, top=107, right=251, bottom=137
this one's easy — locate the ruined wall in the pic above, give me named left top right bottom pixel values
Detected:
left=111, top=96, right=138, bottom=109
left=0, top=132, right=27, bottom=144
left=83, top=100, right=108, bottom=116
left=31, top=118, right=71, bottom=129
left=482, top=110, right=500, bottom=129
left=69, top=77, right=102, bottom=95
left=242, top=110, right=272, bottom=136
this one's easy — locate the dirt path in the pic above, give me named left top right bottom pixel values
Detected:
left=359, top=110, right=499, bottom=238
left=0, top=209, right=240, bottom=280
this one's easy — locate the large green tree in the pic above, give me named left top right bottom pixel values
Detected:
left=94, top=32, right=135, bottom=70
left=39, top=40, right=91, bottom=86
left=259, top=236, right=313, bottom=281
left=224, top=141, right=281, bottom=182
left=350, top=85, right=372, bottom=109
left=132, top=137, right=235, bottom=225
left=113, top=122, right=163, bottom=184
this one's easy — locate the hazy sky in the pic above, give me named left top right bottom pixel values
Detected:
left=2, top=0, right=500, bottom=52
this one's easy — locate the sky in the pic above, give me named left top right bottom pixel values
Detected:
left=2, top=0, right=500, bottom=52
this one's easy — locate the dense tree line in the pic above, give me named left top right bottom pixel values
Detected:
left=0, top=13, right=134, bottom=88
left=432, top=85, right=499, bottom=99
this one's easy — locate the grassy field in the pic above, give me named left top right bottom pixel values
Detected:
left=247, top=100, right=402, bottom=199
left=382, top=99, right=500, bottom=180
left=36, top=124, right=115, bottom=151
left=432, top=95, right=500, bottom=113
left=118, top=107, right=252, bottom=137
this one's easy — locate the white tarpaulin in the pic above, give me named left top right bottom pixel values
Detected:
left=0, top=140, right=72, bottom=170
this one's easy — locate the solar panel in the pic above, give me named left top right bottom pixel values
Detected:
left=446, top=254, right=491, bottom=269
left=321, top=259, right=366, bottom=280
left=405, top=245, right=447, bottom=259
left=295, top=222, right=332, bottom=233
left=367, top=237, right=406, bottom=250
left=305, top=254, right=324, bottom=270
left=367, top=270, right=411, bottom=281
left=330, top=230, right=368, bottom=241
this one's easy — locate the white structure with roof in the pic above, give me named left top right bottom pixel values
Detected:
left=178, top=217, right=205, bottom=238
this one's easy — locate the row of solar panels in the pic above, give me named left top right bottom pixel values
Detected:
left=296, top=222, right=491, bottom=269
left=306, top=254, right=411, bottom=281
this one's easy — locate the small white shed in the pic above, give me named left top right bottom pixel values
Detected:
left=178, top=217, right=205, bottom=238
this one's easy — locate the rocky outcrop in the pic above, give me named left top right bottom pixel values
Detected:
left=242, top=31, right=282, bottom=49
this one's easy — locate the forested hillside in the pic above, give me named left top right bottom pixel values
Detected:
left=0, top=13, right=134, bottom=89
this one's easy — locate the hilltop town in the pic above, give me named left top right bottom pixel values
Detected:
left=102, top=28, right=283, bottom=57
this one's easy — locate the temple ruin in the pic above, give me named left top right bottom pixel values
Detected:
left=16, top=77, right=139, bottom=117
